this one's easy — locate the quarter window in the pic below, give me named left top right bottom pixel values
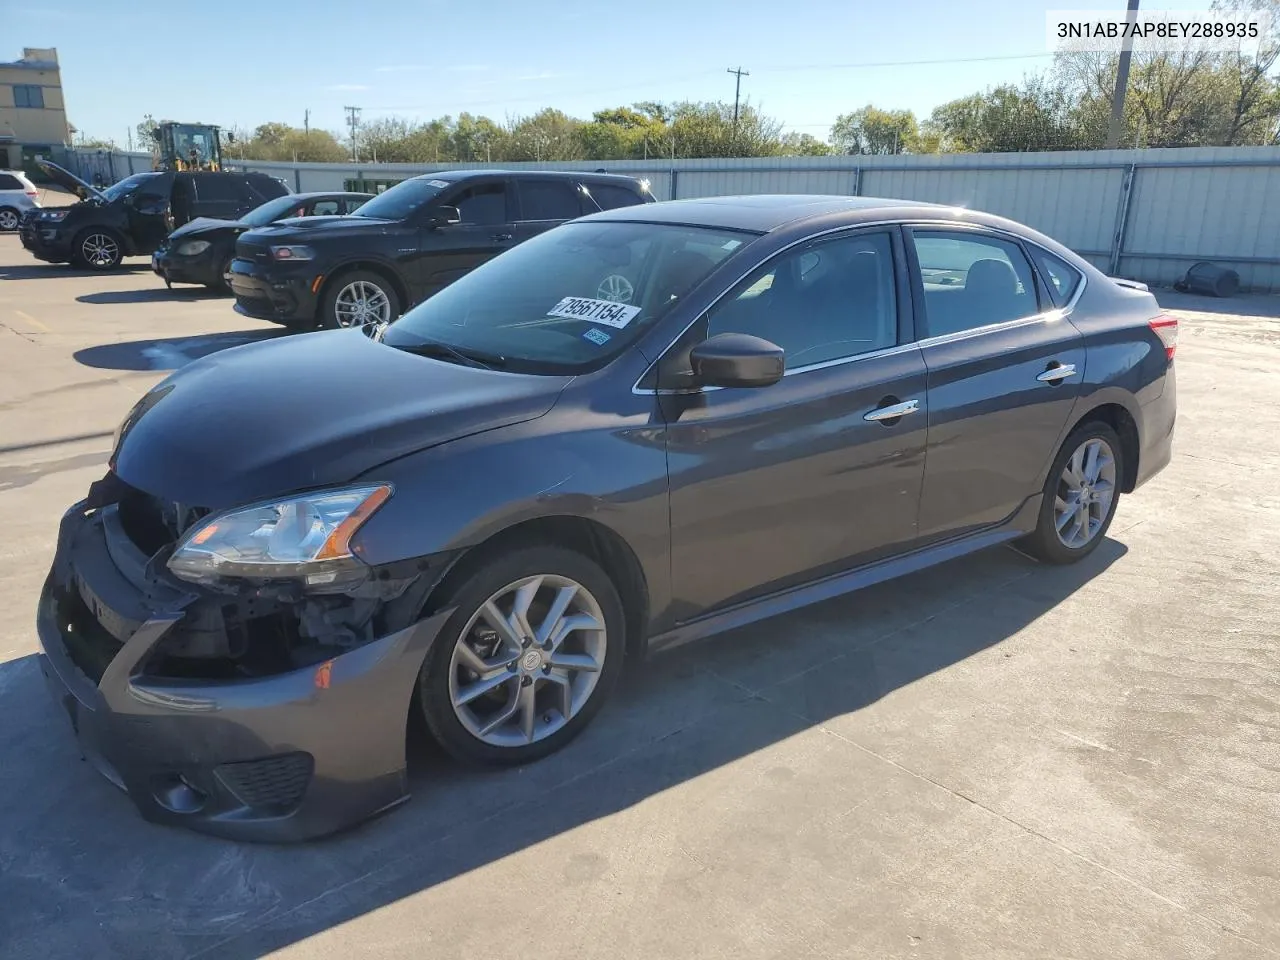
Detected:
left=0, top=174, right=23, bottom=190
left=448, top=182, right=508, bottom=225
left=910, top=231, right=1040, bottom=337
left=192, top=176, right=247, bottom=202
left=707, top=231, right=899, bottom=370
left=309, top=199, right=342, bottom=216
left=1028, top=247, right=1084, bottom=306
left=518, top=179, right=583, bottom=220
left=584, top=183, right=645, bottom=210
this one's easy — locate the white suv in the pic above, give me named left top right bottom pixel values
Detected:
left=0, top=170, right=41, bottom=231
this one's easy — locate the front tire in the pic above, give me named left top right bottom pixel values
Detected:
left=1019, top=421, right=1123, bottom=564
left=319, top=270, right=400, bottom=330
left=418, top=546, right=626, bottom=767
left=72, top=228, right=124, bottom=270
left=0, top=207, right=19, bottom=232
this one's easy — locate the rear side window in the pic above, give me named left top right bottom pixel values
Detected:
left=909, top=231, right=1040, bottom=337
left=0, top=174, right=23, bottom=190
left=309, top=199, right=342, bottom=216
left=1028, top=247, right=1084, bottom=306
left=584, top=182, right=645, bottom=210
left=193, top=176, right=247, bottom=202
left=517, top=179, right=583, bottom=221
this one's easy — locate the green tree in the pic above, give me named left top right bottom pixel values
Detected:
left=779, top=132, right=832, bottom=155
left=505, top=109, right=584, bottom=161
left=830, top=106, right=920, bottom=154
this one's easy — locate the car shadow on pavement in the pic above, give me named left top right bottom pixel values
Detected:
left=0, top=538, right=1125, bottom=959
left=73, top=330, right=284, bottom=372
left=0, top=263, right=152, bottom=281
left=77, top=288, right=230, bottom=305
left=1155, top=289, right=1280, bottom=319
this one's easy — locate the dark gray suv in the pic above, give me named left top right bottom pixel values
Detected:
left=37, top=195, right=1177, bottom=840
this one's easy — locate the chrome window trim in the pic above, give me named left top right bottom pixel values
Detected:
left=631, top=218, right=1089, bottom=396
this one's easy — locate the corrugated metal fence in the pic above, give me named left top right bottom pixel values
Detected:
left=75, top=146, right=1280, bottom=291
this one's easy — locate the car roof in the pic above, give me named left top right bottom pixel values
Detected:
left=288, top=191, right=375, bottom=200
left=578, top=194, right=960, bottom=232
left=413, top=169, right=644, bottom=186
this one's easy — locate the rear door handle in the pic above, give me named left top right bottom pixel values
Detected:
left=491, top=233, right=513, bottom=242
left=863, top=399, right=920, bottom=422
left=1037, top=363, right=1077, bottom=383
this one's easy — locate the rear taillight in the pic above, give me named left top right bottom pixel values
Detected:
left=1149, top=314, right=1178, bottom=360
left=25, top=189, right=37, bottom=198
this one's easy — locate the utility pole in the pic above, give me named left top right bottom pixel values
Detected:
left=726, top=66, right=750, bottom=131
left=304, top=108, right=310, bottom=138
left=1105, top=0, right=1141, bottom=149
left=344, top=105, right=362, bottom=162
left=126, top=127, right=132, bottom=152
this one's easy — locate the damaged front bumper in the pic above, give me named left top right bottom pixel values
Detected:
left=36, top=497, right=452, bottom=842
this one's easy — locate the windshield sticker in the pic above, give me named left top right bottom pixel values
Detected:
left=582, top=327, right=612, bottom=346
left=424, top=179, right=450, bottom=188
left=547, top=296, right=642, bottom=329
left=722, top=239, right=743, bottom=250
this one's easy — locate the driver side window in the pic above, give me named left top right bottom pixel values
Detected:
left=446, top=181, right=509, bottom=225
left=707, top=230, right=899, bottom=370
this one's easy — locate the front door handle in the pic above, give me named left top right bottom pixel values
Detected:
left=863, top=398, right=920, bottom=422
left=1037, top=363, right=1077, bottom=383
left=491, top=233, right=513, bottom=242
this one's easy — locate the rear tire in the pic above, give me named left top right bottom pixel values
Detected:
left=1018, top=421, right=1123, bottom=564
left=0, top=207, right=19, bottom=232
left=71, top=228, right=124, bottom=270
left=318, top=270, right=400, bottom=330
left=418, top=545, right=626, bottom=767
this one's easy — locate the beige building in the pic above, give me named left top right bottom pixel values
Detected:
left=1, top=47, right=70, bottom=171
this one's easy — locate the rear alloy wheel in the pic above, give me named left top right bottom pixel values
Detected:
left=0, top=207, right=19, bottom=232
left=321, top=271, right=400, bottom=330
left=1019, top=422, right=1123, bottom=564
left=418, top=546, right=625, bottom=766
left=74, top=230, right=124, bottom=270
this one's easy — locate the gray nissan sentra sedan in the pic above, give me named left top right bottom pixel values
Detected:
left=37, top=195, right=1177, bottom=841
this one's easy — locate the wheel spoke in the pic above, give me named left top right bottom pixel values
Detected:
left=1084, top=441, right=1101, bottom=482
left=518, top=683, right=538, bottom=742
left=454, top=639, right=516, bottom=677
left=478, top=687, right=522, bottom=736
left=510, top=578, right=542, bottom=643
left=548, top=651, right=600, bottom=673
left=480, top=600, right=524, bottom=653
left=534, top=585, right=578, bottom=646
left=545, top=670, right=574, bottom=718
left=455, top=671, right=515, bottom=707
left=1055, top=499, right=1079, bottom=533
left=548, top=612, right=603, bottom=651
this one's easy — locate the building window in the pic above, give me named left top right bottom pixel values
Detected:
left=14, top=85, right=45, bottom=109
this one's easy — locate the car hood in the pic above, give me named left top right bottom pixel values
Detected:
left=111, top=329, right=571, bottom=509
left=36, top=160, right=103, bottom=202
left=167, top=217, right=241, bottom=241
left=243, top=216, right=396, bottom=242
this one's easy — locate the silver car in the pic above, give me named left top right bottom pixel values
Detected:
left=0, top=169, right=41, bottom=231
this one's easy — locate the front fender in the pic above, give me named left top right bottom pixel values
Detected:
left=350, top=407, right=672, bottom=622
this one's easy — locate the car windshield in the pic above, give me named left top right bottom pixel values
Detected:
left=351, top=178, right=447, bottom=220
left=101, top=173, right=157, bottom=202
left=241, top=194, right=308, bottom=226
left=381, top=221, right=754, bottom=375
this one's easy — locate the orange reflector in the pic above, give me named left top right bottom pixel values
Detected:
left=311, top=274, right=325, bottom=295
left=314, top=485, right=392, bottom=560
left=190, top=523, right=219, bottom=545
left=315, top=660, right=333, bottom=689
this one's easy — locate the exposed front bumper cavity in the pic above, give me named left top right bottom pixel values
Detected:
left=37, top=496, right=451, bottom=842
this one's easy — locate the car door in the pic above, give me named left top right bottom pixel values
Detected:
left=662, top=228, right=929, bottom=615
left=510, top=177, right=589, bottom=246
left=905, top=226, right=1086, bottom=541
left=411, top=177, right=516, bottom=302
left=189, top=174, right=246, bottom=221
left=124, top=172, right=175, bottom=253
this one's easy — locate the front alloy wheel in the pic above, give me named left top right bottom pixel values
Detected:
left=333, top=279, right=392, bottom=328
left=418, top=545, right=625, bottom=766
left=79, top=231, right=122, bottom=270
left=448, top=575, right=607, bottom=748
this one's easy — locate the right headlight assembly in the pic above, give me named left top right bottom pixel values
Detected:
left=167, top=484, right=392, bottom=586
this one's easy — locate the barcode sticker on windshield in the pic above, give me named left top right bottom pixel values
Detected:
left=547, top=296, right=642, bottom=329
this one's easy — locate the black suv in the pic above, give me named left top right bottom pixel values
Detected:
left=228, top=169, right=654, bottom=330
left=20, top=161, right=289, bottom=270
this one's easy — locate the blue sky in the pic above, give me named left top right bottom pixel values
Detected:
left=13, top=0, right=1220, bottom=146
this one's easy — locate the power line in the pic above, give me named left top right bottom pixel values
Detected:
left=362, top=52, right=1056, bottom=115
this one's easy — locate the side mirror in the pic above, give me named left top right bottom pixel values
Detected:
left=429, top=204, right=461, bottom=228
left=690, top=333, right=784, bottom=388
